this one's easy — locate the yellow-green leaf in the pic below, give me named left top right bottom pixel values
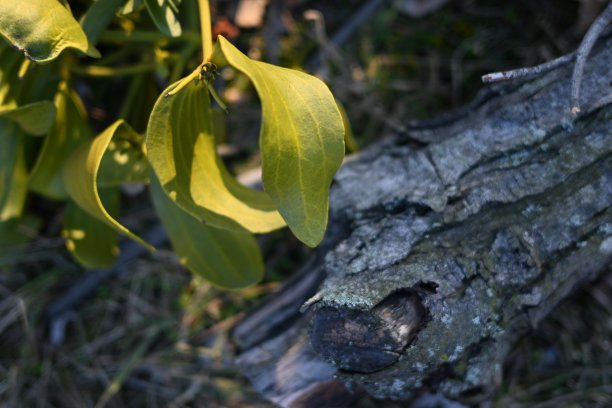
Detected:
left=150, top=173, right=263, bottom=289
left=143, top=0, right=182, bottom=38
left=63, top=189, right=120, bottom=268
left=62, top=119, right=153, bottom=251
left=29, top=82, right=91, bottom=199
left=212, top=36, right=345, bottom=247
left=0, top=0, right=100, bottom=63
left=0, top=121, right=30, bottom=221
left=146, top=79, right=285, bottom=233
left=0, top=101, right=56, bottom=136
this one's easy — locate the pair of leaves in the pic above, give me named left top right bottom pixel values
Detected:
left=146, top=77, right=286, bottom=234
left=0, top=79, right=117, bottom=266
left=62, top=119, right=261, bottom=288
left=146, top=36, right=345, bottom=248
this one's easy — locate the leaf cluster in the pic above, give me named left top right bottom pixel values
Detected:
left=0, top=0, right=345, bottom=288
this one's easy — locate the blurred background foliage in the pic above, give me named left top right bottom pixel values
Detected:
left=1, top=0, right=610, bottom=406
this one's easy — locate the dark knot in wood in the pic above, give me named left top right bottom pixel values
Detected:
left=310, top=290, right=427, bottom=373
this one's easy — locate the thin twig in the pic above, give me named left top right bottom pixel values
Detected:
left=482, top=2, right=612, bottom=117
left=481, top=52, right=575, bottom=84
left=571, top=2, right=612, bottom=116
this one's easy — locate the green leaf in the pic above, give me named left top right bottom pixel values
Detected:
left=63, top=189, right=120, bottom=268
left=0, top=121, right=30, bottom=221
left=0, top=101, right=56, bottom=135
left=0, top=0, right=100, bottom=63
left=143, top=0, right=182, bottom=38
left=146, top=79, right=285, bottom=234
left=29, top=82, right=91, bottom=199
left=62, top=119, right=154, bottom=251
left=98, top=129, right=148, bottom=187
left=212, top=36, right=345, bottom=247
left=80, top=0, right=128, bottom=47
left=150, top=173, right=263, bottom=289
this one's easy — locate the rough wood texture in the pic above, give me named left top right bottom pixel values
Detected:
left=234, top=36, right=612, bottom=407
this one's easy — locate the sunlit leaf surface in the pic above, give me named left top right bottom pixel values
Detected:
left=0, top=0, right=99, bottom=63
left=212, top=36, right=345, bottom=247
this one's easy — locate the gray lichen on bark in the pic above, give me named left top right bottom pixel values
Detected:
left=235, top=36, right=612, bottom=406
left=303, top=36, right=612, bottom=400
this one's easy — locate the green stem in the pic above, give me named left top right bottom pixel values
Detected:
left=70, top=63, right=157, bottom=77
left=207, top=82, right=228, bottom=113
left=119, top=74, right=144, bottom=120
left=100, top=30, right=199, bottom=44
left=164, top=68, right=200, bottom=97
left=17, top=59, right=32, bottom=79
left=198, top=0, right=214, bottom=61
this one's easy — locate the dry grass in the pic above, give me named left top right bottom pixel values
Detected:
left=496, top=272, right=612, bottom=408
left=0, top=242, right=277, bottom=407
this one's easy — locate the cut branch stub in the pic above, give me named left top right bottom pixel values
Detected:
left=310, top=291, right=427, bottom=373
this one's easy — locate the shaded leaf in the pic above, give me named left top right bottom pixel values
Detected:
left=0, top=121, right=30, bottom=221
left=98, top=129, right=148, bottom=187
left=0, top=101, right=56, bottom=135
left=62, top=119, right=153, bottom=251
left=29, top=82, right=91, bottom=199
left=336, top=99, right=358, bottom=153
left=63, top=189, right=120, bottom=268
left=212, top=36, right=345, bottom=247
left=150, top=173, right=263, bottom=289
left=146, top=79, right=285, bottom=233
left=0, top=0, right=100, bottom=63
left=143, top=0, right=182, bottom=38
left=80, top=0, right=127, bottom=46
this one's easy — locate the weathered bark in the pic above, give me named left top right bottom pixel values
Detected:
left=234, top=35, right=612, bottom=407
